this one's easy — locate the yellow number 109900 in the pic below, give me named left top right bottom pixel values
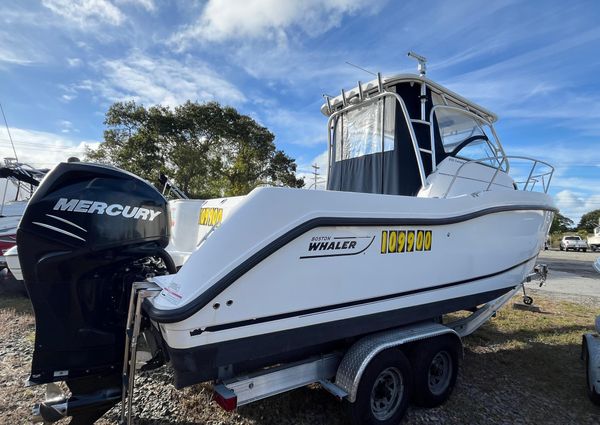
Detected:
left=380, top=229, right=432, bottom=254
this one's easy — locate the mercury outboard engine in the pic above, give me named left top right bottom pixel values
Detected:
left=18, top=162, right=173, bottom=424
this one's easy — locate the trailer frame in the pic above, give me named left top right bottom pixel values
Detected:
left=115, top=266, right=547, bottom=424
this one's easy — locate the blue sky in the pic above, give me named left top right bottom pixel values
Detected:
left=1, top=0, right=599, bottom=223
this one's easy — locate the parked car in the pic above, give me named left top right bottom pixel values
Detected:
left=560, top=235, right=588, bottom=252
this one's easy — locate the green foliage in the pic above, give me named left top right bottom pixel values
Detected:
left=86, top=101, right=304, bottom=198
left=577, top=209, right=600, bottom=233
left=549, top=212, right=574, bottom=233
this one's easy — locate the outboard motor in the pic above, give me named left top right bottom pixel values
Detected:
left=18, top=162, right=173, bottom=423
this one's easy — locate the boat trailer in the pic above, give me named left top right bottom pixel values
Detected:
left=112, top=265, right=548, bottom=424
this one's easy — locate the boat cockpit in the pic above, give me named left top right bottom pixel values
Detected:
left=322, top=71, right=553, bottom=199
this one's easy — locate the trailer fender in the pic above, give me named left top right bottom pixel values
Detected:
left=335, top=322, right=460, bottom=403
left=583, top=333, right=600, bottom=395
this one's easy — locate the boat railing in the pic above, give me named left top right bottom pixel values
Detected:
left=443, top=155, right=554, bottom=198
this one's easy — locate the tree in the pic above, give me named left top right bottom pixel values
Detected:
left=550, top=212, right=574, bottom=233
left=577, top=209, right=600, bottom=233
left=86, top=101, right=304, bottom=198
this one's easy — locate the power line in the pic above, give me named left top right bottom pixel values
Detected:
left=0, top=138, right=94, bottom=148
left=311, top=163, right=320, bottom=190
left=0, top=104, right=18, bottom=161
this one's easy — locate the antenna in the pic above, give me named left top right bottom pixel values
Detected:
left=0, top=103, right=18, bottom=161
left=345, top=61, right=377, bottom=76
left=377, top=72, right=383, bottom=92
left=407, top=51, right=427, bottom=76
left=322, top=94, right=332, bottom=114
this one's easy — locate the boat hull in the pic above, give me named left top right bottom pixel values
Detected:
left=146, top=187, right=554, bottom=387
left=167, top=285, right=518, bottom=387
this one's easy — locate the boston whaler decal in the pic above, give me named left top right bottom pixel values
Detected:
left=53, top=198, right=161, bottom=221
left=300, top=235, right=375, bottom=259
left=380, top=229, right=432, bottom=254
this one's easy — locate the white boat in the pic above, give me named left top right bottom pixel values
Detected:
left=587, top=225, right=600, bottom=251
left=0, top=159, right=47, bottom=269
left=15, top=62, right=555, bottom=423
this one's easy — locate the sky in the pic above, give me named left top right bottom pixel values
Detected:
left=0, top=0, right=599, bottom=223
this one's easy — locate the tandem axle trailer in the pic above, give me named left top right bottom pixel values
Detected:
left=103, top=266, right=546, bottom=425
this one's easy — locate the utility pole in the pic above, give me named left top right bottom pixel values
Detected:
left=311, top=163, right=320, bottom=190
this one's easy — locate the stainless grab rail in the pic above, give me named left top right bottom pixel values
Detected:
left=443, top=155, right=554, bottom=198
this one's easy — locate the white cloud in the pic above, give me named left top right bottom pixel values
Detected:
left=0, top=127, right=100, bottom=169
left=73, top=51, right=246, bottom=107
left=58, top=120, right=77, bottom=133
left=171, top=0, right=379, bottom=48
left=503, top=142, right=600, bottom=169
left=264, top=107, right=326, bottom=147
left=67, top=57, right=82, bottom=67
left=61, top=94, right=77, bottom=102
left=42, top=0, right=125, bottom=27
left=554, top=189, right=600, bottom=224
left=116, top=0, right=156, bottom=12
left=0, top=30, right=46, bottom=66
left=0, top=45, right=34, bottom=66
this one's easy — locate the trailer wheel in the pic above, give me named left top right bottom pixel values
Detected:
left=583, top=338, right=600, bottom=405
left=345, top=349, right=412, bottom=425
left=410, top=335, right=459, bottom=407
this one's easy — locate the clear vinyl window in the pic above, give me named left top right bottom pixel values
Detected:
left=333, top=97, right=395, bottom=162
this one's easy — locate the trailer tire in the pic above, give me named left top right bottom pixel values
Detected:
left=410, top=335, right=459, bottom=408
left=583, top=338, right=600, bottom=406
left=345, top=349, right=412, bottom=425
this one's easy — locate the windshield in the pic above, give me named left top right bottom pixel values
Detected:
left=434, top=107, right=505, bottom=169
left=437, top=108, right=487, bottom=153
left=565, top=236, right=581, bottom=240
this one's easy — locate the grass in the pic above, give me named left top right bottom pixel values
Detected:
left=1, top=287, right=599, bottom=424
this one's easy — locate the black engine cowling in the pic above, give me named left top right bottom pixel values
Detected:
left=18, top=162, right=170, bottom=387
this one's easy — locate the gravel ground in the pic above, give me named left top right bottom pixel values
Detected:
left=1, top=273, right=599, bottom=424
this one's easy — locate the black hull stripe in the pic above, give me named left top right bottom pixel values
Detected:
left=191, top=254, right=537, bottom=335
left=169, top=287, right=514, bottom=388
left=145, top=204, right=555, bottom=323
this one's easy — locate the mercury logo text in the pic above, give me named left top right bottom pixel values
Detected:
left=53, top=198, right=161, bottom=221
